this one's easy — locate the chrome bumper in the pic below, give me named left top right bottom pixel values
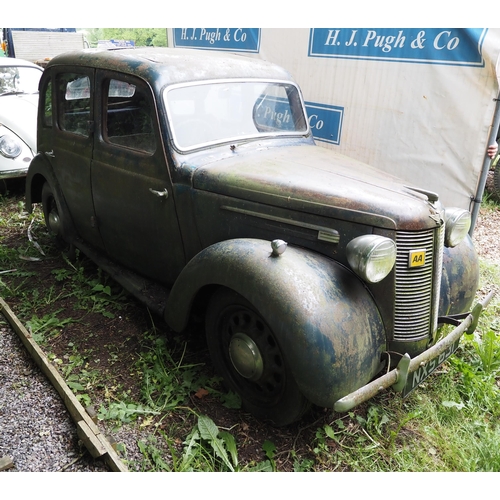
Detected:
left=334, top=290, right=495, bottom=412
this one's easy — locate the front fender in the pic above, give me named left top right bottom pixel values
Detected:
left=165, top=238, right=386, bottom=408
left=439, top=234, right=480, bottom=317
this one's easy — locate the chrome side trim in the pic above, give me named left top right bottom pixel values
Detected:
left=221, top=205, right=340, bottom=243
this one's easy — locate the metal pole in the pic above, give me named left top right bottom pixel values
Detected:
left=470, top=91, right=500, bottom=235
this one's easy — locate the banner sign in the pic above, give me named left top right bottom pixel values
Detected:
left=305, top=102, right=344, bottom=145
left=172, top=28, right=260, bottom=52
left=308, top=28, right=487, bottom=66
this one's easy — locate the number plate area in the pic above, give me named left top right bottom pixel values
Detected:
left=402, top=338, right=460, bottom=397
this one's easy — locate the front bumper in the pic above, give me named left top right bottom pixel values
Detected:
left=0, top=165, right=29, bottom=179
left=334, top=290, right=495, bottom=412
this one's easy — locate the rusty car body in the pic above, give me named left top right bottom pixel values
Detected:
left=25, top=47, right=487, bottom=425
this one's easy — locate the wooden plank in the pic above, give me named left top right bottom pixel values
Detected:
left=77, top=420, right=108, bottom=459
left=0, top=456, right=14, bottom=471
left=0, top=297, right=128, bottom=472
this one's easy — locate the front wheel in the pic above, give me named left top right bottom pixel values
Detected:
left=205, top=288, right=311, bottom=426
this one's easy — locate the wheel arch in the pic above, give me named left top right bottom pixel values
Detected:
left=165, top=238, right=386, bottom=408
left=26, top=154, right=55, bottom=210
left=25, top=154, right=76, bottom=241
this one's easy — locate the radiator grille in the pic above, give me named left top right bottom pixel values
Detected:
left=394, top=229, right=437, bottom=341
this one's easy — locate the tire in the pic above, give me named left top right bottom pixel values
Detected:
left=493, top=165, right=500, bottom=203
left=205, top=288, right=311, bottom=426
left=41, top=182, right=66, bottom=242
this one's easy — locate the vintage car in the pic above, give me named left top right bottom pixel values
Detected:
left=0, top=57, right=43, bottom=186
left=25, top=48, right=490, bottom=425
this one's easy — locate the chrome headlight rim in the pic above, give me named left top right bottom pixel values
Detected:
left=0, top=133, right=23, bottom=159
left=444, top=207, right=471, bottom=248
left=346, top=234, right=397, bottom=284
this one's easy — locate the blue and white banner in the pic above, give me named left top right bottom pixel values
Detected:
left=305, top=102, right=344, bottom=146
left=172, top=28, right=260, bottom=52
left=308, top=29, right=487, bottom=66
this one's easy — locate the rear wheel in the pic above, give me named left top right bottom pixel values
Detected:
left=206, top=288, right=310, bottom=426
left=493, top=165, right=500, bottom=202
left=41, top=182, right=72, bottom=256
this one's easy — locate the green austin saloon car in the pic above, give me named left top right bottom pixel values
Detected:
left=25, top=47, right=489, bottom=425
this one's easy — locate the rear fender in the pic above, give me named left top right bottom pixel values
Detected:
left=26, top=153, right=55, bottom=209
left=165, top=238, right=386, bottom=408
left=25, top=154, right=76, bottom=241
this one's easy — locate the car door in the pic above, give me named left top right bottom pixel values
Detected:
left=44, top=67, right=104, bottom=249
left=91, top=70, right=186, bottom=285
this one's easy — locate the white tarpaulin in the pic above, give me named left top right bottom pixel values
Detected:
left=168, top=28, right=500, bottom=229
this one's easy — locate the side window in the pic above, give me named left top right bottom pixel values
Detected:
left=56, top=73, right=91, bottom=137
left=42, top=79, right=52, bottom=127
left=103, top=78, right=156, bottom=154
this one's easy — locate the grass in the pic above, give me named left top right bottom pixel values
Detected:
left=0, top=186, right=499, bottom=472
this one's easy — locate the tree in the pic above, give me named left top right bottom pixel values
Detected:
left=80, top=28, right=167, bottom=48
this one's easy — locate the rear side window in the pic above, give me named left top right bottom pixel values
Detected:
left=56, top=73, right=91, bottom=137
left=103, top=78, right=156, bottom=154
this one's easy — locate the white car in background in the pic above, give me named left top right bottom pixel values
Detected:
left=0, top=57, right=43, bottom=188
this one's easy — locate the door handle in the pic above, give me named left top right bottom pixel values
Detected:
left=149, top=188, right=169, bottom=199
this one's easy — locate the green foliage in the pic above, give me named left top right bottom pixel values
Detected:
left=471, top=329, right=500, bottom=374
left=99, top=401, right=160, bottom=424
left=54, top=256, right=127, bottom=318
left=136, top=334, right=208, bottom=413
left=82, top=28, right=167, bottom=48
left=137, top=415, right=240, bottom=472
left=197, top=415, right=238, bottom=471
left=481, top=188, right=500, bottom=211
left=25, top=310, right=75, bottom=344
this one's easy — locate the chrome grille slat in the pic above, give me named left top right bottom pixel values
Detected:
left=394, top=229, right=436, bottom=341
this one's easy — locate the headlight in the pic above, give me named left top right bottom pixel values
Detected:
left=0, top=134, right=23, bottom=159
left=444, top=208, right=471, bottom=247
left=346, top=234, right=397, bottom=283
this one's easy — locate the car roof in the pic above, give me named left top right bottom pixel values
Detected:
left=45, top=47, right=295, bottom=86
left=0, top=57, right=43, bottom=70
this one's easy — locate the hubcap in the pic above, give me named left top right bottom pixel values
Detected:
left=229, top=332, right=264, bottom=381
left=48, top=210, right=61, bottom=235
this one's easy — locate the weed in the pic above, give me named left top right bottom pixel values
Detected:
left=25, top=311, right=76, bottom=345
left=136, top=334, right=216, bottom=414
left=98, top=401, right=160, bottom=424
left=481, top=189, right=500, bottom=211
left=261, top=440, right=277, bottom=471
left=137, top=415, right=239, bottom=472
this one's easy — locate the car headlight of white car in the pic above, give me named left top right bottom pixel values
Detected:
left=0, top=133, right=23, bottom=159
left=347, top=234, right=397, bottom=283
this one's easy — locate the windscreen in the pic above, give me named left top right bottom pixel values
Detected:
left=164, top=80, right=308, bottom=150
left=0, top=65, right=42, bottom=96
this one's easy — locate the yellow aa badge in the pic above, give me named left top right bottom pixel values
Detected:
left=409, top=249, right=426, bottom=268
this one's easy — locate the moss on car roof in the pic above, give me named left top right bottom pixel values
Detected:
left=46, top=47, right=294, bottom=87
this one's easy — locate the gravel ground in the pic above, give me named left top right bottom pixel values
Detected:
left=0, top=314, right=152, bottom=473
left=0, top=204, right=498, bottom=474
left=0, top=319, right=110, bottom=472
